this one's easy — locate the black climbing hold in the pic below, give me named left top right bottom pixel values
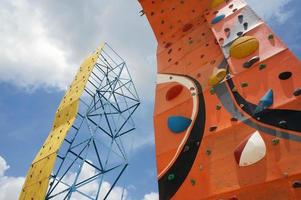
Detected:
left=278, top=71, right=292, bottom=80
left=238, top=14, right=243, bottom=23
left=243, top=56, right=260, bottom=68
left=292, top=181, right=301, bottom=188
left=293, top=88, right=301, bottom=96
left=139, top=10, right=145, bottom=16
left=209, top=126, right=217, bottom=132
left=243, top=22, right=248, bottom=30
left=278, top=120, right=288, bottom=128
left=268, top=34, right=274, bottom=40
left=237, top=31, right=243, bottom=36
left=231, top=117, right=238, bottom=122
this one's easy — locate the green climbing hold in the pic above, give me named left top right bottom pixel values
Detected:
left=259, top=64, right=266, bottom=70
left=168, top=173, right=175, bottom=181
left=190, top=179, right=196, bottom=186
left=206, top=149, right=212, bottom=156
left=216, top=104, right=222, bottom=110
left=210, top=87, right=215, bottom=95
left=272, top=138, right=280, bottom=145
left=241, top=82, right=248, bottom=88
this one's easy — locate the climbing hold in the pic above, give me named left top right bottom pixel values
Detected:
left=216, top=104, right=222, bottom=110
left=231, top=117, right=238, bottom=122
left=237, top=31, right=243, bottom=36
left=168, top=116, right=192, bottom=133
left=166, top=85, right=183, bottom=101
left=232, top=87, right=238, bottom=92
left=165, top=42, right=172, bottom=48
left=206, top=149, right=212, bottom=156
left=209, top=126, right=217, bottom=132
left=210, top=0, right=224, bottom=9
left=190, top=179, right=196, bottom=186
left=224, top=27, right=231, bottom=38
left=139, top=10, right=145, bottom=16
left=208, top=68, right=227, bottom=86
left=182, top=23, right=193, bottom=32
left=168, top=173, right=175, bottom=181
left=230, top=36, right=259, bottom=59
left=240, top=82, right=248, bottom=88
left=211, top=14, right=226, bottom=24
left=278, top=71, right=292, bottom=80
left=234, top=131, right=266, bottom=166
left=229, top=196, right=239, bottom=200
left=183, top=145, right=190, bottom=152
left=243, top=22, right=248, bottom=30
left=210, top=87, right=215, bottom=95
left=259, top=63, right=266, bottom=70
left=293, top=88, right=301, bottom=96
left=278, top=120, right=287, bottom=128
left=238, top=14, right=244, bottom=23
left=272, top=138, right=280, bottom=145
left=268, top=34, right=274, bottom=40
left=243, top=56, right=260, bottom=68
left=226, top=74, right=232, bottom=80
left=255, top=89, right=273, bottom=113
left=292, top=181, right=301, bottom=188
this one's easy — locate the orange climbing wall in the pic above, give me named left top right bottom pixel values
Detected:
left=140, top=0, right=301, bottom=199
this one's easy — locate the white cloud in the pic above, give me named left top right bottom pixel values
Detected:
left=0, top=156, right=25, bottom=200
left=0, top=0, right=157, bottom=97
left=246, top=0, right=293, bottom=23
left=0, top=0, right=76, bottom=90
left=143, top=192, right=159, bottom=200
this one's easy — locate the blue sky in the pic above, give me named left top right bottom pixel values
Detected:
left=0, top=0, right=300, bottom=199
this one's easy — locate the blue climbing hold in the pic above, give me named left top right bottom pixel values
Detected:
left=255, top=89, right=273, bottom=113
left=211, top=14, right=226, bottom=24
left=168, top=116, right=192, bottom=134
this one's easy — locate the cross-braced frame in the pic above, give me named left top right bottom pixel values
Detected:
left=45, top=43, right=140, bottom=200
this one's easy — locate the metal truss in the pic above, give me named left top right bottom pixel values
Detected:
left=45, top=44, right=140, bottom=200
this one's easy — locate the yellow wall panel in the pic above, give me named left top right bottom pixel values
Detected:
left=19, top=44, right=104, bottom=200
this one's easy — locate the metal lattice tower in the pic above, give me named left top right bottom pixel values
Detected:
left=20, top=43, right=140, bottom=200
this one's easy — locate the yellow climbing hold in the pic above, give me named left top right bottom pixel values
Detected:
left=208, top=68, right=227, bottom=86
left=230, top=36, right=259, bottom=59
left=210, top=0, right=224, bottom=9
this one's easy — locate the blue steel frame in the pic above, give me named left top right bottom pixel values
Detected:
left=45, top=43, right=140, bottom=200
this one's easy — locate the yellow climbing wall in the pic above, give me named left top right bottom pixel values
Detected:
left=19, top=43, right=104, bottom=200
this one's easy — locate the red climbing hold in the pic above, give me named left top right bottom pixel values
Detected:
left=182, top=23, right=193, bottom=32
left=166, top=84, right=183, bottom=101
